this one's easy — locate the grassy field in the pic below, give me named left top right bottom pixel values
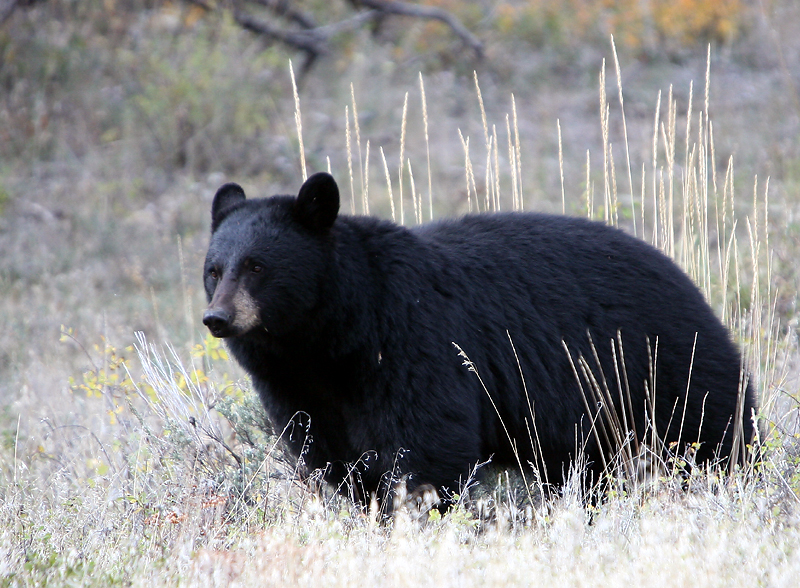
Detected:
left=2, top=1, right=800, bottom=585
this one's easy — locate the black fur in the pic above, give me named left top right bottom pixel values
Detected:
left=203, top=172, right=756, bottom=503
left=210, top=183, right=247, bottom=232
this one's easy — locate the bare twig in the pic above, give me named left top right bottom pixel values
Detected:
left=250, top=0, right=317, bottom=30
left=356, top=0, right=483, bottom=58
left=233, top=9, right=329, bottom=64
left=186, top=0, right=482, bottom=73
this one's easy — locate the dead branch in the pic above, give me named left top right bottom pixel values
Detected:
left=233, top=10, right=329, bottom=57
left=249, top=0, right=317, bottom=30
left=355, top=0, right=484, bottom=58
left=188, top=0, right=483, bottom=71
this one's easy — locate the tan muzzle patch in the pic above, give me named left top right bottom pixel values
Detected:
left=232, top=288, right=261, bottom=331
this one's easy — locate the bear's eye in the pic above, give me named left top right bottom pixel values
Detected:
left=209, top=268, right=219, bottom=280
left=251, top=264, right=262, bottom=274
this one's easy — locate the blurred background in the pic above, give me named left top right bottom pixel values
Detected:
left=0, top=0, right=798, bottom=445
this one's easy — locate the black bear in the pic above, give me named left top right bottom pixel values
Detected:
left=203, top=172, right=756, bottom=504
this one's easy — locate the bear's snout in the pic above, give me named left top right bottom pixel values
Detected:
left=204, top=278, right=262, bottom=338
left=203, top=308, right=233, bottom=338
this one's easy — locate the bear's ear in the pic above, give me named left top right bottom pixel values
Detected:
left=294, top=172, right=340, bottom=231
left=211, top=183, right=246, bottom=232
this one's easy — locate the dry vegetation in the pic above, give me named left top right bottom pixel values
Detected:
left=2, top=0, right=800, bottom=585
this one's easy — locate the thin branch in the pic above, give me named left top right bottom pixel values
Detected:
left=357, top=0, right=483, bottom=58
left=233, top=10, right=329, bottom=56
left=187, top=0, right=483, bottom=73
left=232, top=9, right=328, bottom=73
left=250, top=0, right=317, bottom=30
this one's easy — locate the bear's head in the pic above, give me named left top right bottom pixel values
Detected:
left=202, top=172, right=340, bottom=339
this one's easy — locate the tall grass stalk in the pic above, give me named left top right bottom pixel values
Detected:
left=289, top=62, right=307, bottom=182
left=350, top=83, right=366, bottom=214
left=398, top=92, right=409, bottom=225
left=363, top=140, right=371, bottom=215
left=380, top=147, right=397, bottom=222
left=474, top=72, right=492, bottom=212
left=558, top=119, right=565, bottom=214
left=419, top=73, right=433, bottom=221
left=458, top=129, right=476, bottom=213
left=611, top=36, right=636, bottom=237
left=599, top=58, right=612, bottom=225
left=346, top=105, right=356, bottom=214
left=511, top=95, right=523, bottom=208
left=507, top=113, right=519, bottom=211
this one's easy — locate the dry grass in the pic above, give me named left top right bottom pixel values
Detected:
left=2, top=1, right=800, bottom=585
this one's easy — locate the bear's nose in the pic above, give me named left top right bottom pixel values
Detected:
left=203, top=309, right=232, bottom=337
